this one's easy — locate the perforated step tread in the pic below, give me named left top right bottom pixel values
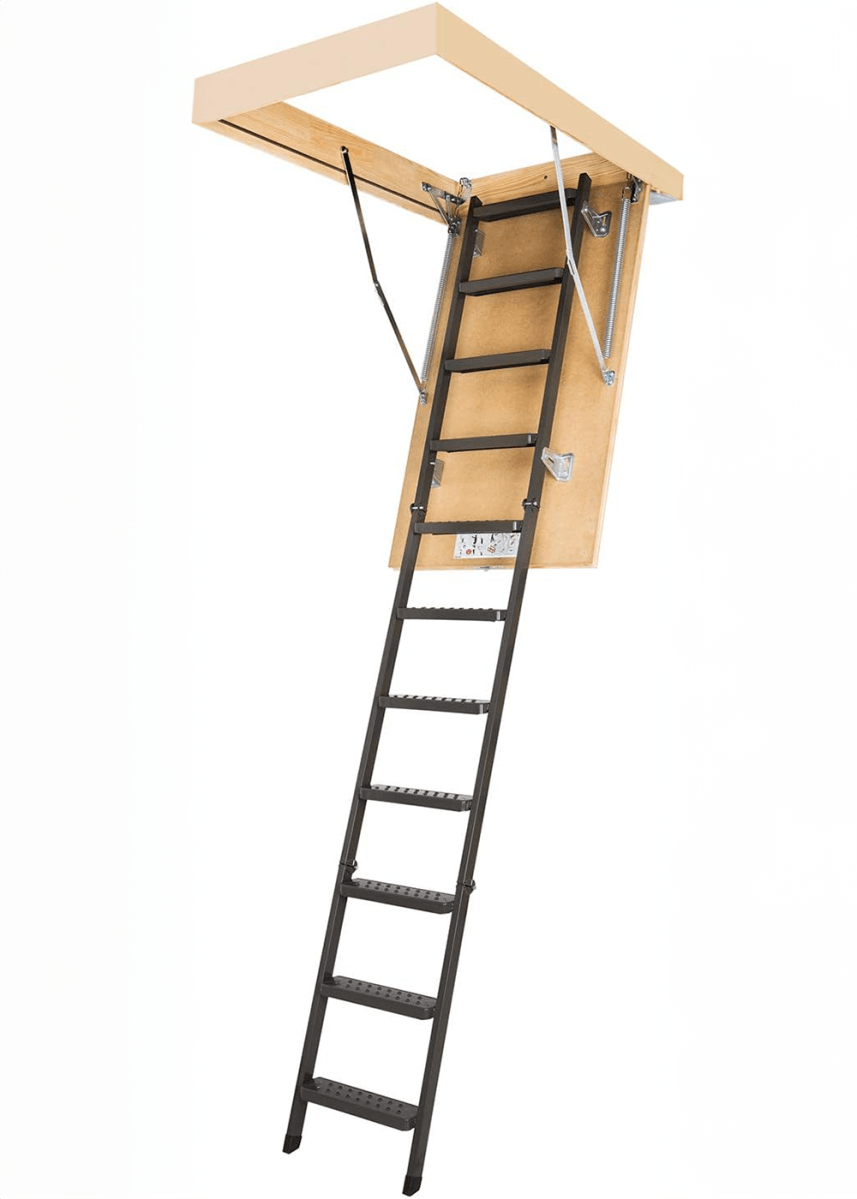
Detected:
left=459, top=267, right=564, bottom=295
left=340, top=877, right=456, bottom=914
left=380, top=694, right=490, bottom=714
left=415, top=520, right=523, bottom=535
left=360, top=784, right=473, bottom=811
left=445, top=348, right=551, bottom=373
left=321, top=975, right=437, bottom=1019
left=397, top=606, right=507, bottom=621
left=300, top=1077, right=418, bottom=1130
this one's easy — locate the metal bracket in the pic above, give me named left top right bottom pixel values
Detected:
left=421, top=177, right=472, bottom=233
left=473, top=228, right=485, bottom=258
left=579, top=200, right=612, bottom=238
left=626, top=175, right=644, bottom=203
left=541, top=447, right=574, bottom=482
left=342, top=145, right=424, bottom=399
left=431, top=458, right=444, bottom=488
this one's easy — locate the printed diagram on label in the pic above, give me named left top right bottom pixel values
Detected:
left=454, top=532, right=520, bottom=560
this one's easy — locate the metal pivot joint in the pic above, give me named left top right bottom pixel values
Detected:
left=421, top=177, right=471, bottom=233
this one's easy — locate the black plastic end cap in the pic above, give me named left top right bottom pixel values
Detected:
left=403, top=1175, right=422, bottom=1196
left=283, top=1134, right=302, bottom=1155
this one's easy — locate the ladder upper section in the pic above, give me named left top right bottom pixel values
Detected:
left=191, top=5, right=683, bottom=215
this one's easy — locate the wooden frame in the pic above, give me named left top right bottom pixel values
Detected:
left=192, top=4, right=683, bottom=213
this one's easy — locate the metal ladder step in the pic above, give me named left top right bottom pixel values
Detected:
left=300, top=1077, right=418, bottom=1131
left=340, top=877, right=456, bottom=914
left=397, top=606, right=507, bottom=621
left=475, top=187, right=577, bottom=222
left=415, top=520, right=522, bottom=535
left=321, top=975, right=437, bottom=1019
left=459, top=267, right=564, bottom=296
left=445, top=348, right=551, bottom=373
left=430, top=433, right=537, bottom=452
left=360, top=784, right=473, bottom=811
left=380, top=694, right=490, bottom=714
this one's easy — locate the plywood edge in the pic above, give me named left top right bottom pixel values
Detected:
left=192, top=6, right=439, bottom=125
left=590, top=183, right=652, bottom=566
left=472, top=152, right=628, bottom=205
left=209, top=103, right=457, bottom=221
left=435, top=6, right=683, bottom=199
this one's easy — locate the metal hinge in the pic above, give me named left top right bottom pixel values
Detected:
left=421, top=177, right=472, bottom=232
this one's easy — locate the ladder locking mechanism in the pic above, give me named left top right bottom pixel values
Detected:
left=421, top=178, right=472, bottom=232
left=458, top=879, right=476, bottom=892
left=542, top=447, right=574, bottom=482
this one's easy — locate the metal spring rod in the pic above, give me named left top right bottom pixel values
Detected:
left=419, top=224, right=458, bottom=400
left=549, top=126, right=614, bottom=385
left=341, top=146, right=423, bottom=397
left=603, top=190, right=630, bottom=359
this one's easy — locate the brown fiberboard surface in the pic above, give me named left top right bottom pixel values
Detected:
left=389, top=176, right=650, bottom=569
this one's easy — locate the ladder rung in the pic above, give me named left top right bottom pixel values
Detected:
left=445, top=348, right=551, bottom=373
left=415, top=520, right=522, bottom=535
left=380, top=694, right=490, bottom=714
left=300, top=1077, right=418, bottom=1131
left=340, top=877, right=456, bottom=914
left=475, top=188, right=577, bottom=222
left=459, top=267, right=564, bottom=296
left=321, top=975, right=437, bottom=1019
left=397, top=607, right=507, bottom=622
left=360, top=784, right=473, bottom=811
left=430, top=434, right=537, bottom=453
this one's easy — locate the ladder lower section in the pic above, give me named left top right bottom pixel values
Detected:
left=321, top=975, right=437, bottom=1019
left=340, top=878, right=456, bottom=914
left=285, top=177, right=594, bottom=1195
left=301, top=1078, right=418, bottom=1131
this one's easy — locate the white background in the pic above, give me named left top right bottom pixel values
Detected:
left=1, top=3, right=855, bottom=1198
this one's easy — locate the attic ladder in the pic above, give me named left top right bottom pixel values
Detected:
left=283, top=172, right=593, bottom=1195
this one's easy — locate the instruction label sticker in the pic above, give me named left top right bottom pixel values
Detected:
left=454, top=532, right=520, bottom=560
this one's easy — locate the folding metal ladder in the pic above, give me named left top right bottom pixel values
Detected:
left=283, top=171, right=593, bottom=1195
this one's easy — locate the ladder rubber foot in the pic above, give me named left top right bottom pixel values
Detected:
left=283, top=1134, right=302, bottom=1154
left=403, top=1175, right=422, bottom=1195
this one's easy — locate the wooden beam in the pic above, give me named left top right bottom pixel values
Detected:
left=436, top=6, right=682, bottom=199
left=204, top=102, right=458, bottom=221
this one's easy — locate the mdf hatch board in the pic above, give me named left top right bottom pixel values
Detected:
left=390, top=169, right=651, bottom=569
